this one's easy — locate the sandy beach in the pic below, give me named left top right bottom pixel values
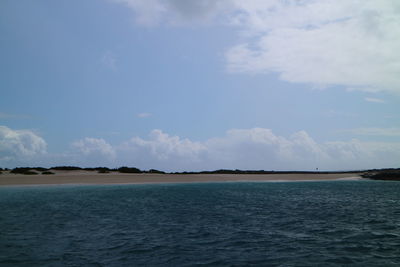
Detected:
left=0, top=170, right=361, bottom=186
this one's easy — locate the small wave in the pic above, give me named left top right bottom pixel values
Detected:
left=2, top=181, right=400, bottom=266
left=336, top=176, right=363, bottom=181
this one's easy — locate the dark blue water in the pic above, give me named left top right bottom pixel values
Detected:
left=1, top=181, right=400, bottom=266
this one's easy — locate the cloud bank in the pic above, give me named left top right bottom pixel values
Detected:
left=71, top=128, right=400, bottom=171
left=115, top=0, right=400, bottom=93
left=1, top=125, right=399, bottom=170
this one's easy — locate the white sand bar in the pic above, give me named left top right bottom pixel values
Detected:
left=0, top=171, right=362, bottom=186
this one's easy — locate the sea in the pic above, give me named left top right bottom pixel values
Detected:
left=1, top=180, right=400, bottom=266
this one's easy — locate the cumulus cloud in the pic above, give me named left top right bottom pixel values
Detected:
left=72, top=137, right=116, bottom=160
left=67, top=128, right=400, bottom=171
left=204, top=128, right=328, bottom=170
left=117, top=129, right=206, bottom=170
left=324, top=139, right=400, bottom=169
left=127, top=129, right=206, bottom=160
left=2, top=125, right=395, bottom=170
left=126, top=128, right=400, bottom=170
left=114, top=0, right=400, bottom=93
left=0, top=125, right=47, bottom=161
left=3, top=124, right=395, bottom=170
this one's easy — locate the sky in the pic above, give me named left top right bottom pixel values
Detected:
left=1, top=0, right=400, bottom=171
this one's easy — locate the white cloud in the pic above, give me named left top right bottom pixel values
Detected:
left=137, top=112, right=152, bottom=118
left=72, top=137, right=116, bottom=159
left=114, top=0, right=400, bottom=93
left=364, top=97, right=385, bottom=103
left=69, top=128, right=400, bottom=171
left=118, top=129, right=206, bottom=170
left=0, top=125, right=47, bottom=161
left=324, top=139, right=400, bottom=169
left=225, top=0, right=400, bottom=93
left=3, top=125, right=397, bottom=170
left=204, top=128, right=329, bottom=170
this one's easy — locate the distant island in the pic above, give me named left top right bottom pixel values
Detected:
left=1, top=166, right=399, bottom=181
left=0, top=165, right=363, bottom=175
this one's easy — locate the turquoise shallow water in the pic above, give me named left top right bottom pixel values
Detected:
left=1, top=180, right=400, bottom=266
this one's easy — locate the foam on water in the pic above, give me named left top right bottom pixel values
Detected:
left=1, top=180, right=400, bottom=266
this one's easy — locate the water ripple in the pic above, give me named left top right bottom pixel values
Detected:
left=1, top=181, right=400, bottom=266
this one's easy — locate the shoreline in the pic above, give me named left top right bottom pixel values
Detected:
left=0, top=171, right=362, bottom=186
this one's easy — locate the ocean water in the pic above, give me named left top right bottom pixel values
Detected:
left=1, top=181, right=400, bottom=266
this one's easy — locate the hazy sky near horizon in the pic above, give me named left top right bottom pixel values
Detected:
left=1, top=0, right=400, bottom=171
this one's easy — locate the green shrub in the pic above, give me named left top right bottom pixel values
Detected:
left=34, top=167, right=48, bottom=172
left=51, top=166, right=82, bottom=171
left=42, top=171, right=54, bottom=175
left=10, top=168, right=39, bottom=175
left=11, top=167, right=31, bottom=174
left=117, top=167, right=142, bottom=173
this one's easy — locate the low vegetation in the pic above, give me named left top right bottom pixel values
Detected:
left=117, top=167, right=142, bottom=173
left=33, top=167, right=48, bottom=172
left=10, top=168, right=38, bottom=175
left=97, top=168, right=110, bottom=173
left=10, top=168, right=39, bottom=175
left=361, top=168, right=400, bottom=181
left=50, top=166, right=83, bottom=171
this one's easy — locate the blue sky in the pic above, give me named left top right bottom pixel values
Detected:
left=1, top=0, right=399, bottom=171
